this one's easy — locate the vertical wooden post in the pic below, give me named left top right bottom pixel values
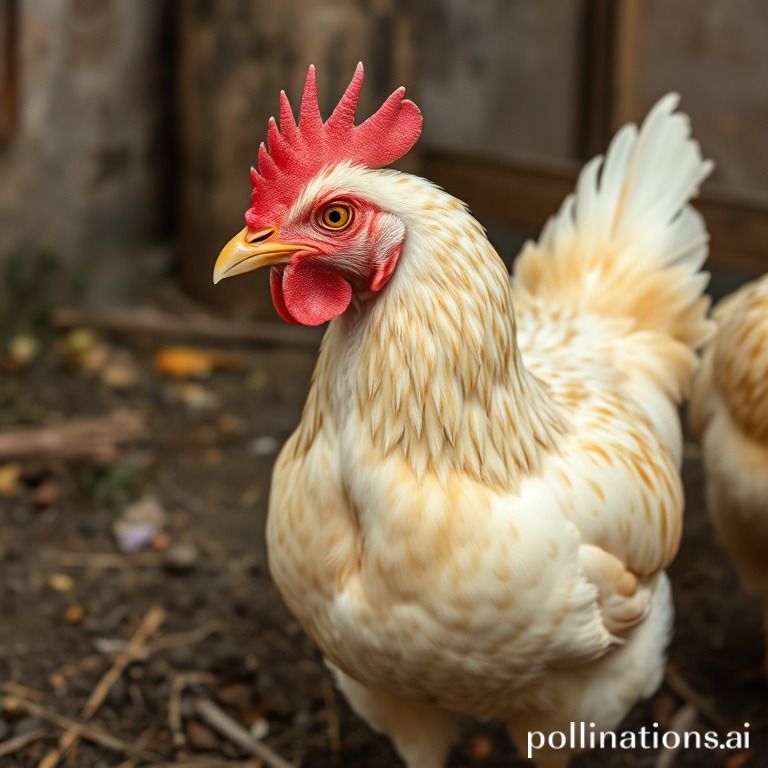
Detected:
left=576, top=0, right=642, bottom=159
left=177, top=0, right=418, bottom=315
left=0, top=0, right=17, bottom=142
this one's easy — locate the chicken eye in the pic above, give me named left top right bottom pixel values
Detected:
left=319, top=204, right=352, bottom=230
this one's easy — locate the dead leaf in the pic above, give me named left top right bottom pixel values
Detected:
left=0, top=463, right=22, bottom=497
left=64, top=605, right=85, bottom=624
left=154, top=346, right=217, bottom=379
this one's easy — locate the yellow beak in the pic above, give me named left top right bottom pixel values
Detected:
left=213, top=227, right=308, bottom=284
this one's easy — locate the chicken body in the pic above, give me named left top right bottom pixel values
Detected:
left=265, top=97, right=712, bottom=766
left=690, top=274, right=768, bottom=675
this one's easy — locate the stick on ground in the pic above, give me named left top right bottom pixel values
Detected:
left=665, top=664, right=728, bottom=731
left=193, top=697, right=294, bottom=768
left=0, top=728, right=46, bottom=759
left=35, top=605, right=165, bottom=768
left=0, top=410, right=144, bottom=464
left=0, top=693, right=156, bottom=760
left=54, top=306, right=321, bottom=348
left=655, top=703, right=698, bottom=768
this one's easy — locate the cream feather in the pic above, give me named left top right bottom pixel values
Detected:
left=690, top=274, right=768, bottom=677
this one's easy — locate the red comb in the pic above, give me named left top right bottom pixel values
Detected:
left=245, top=63, right=422, bottom=229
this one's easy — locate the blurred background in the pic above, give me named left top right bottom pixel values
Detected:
left=0, top=2, right=767, bottom=766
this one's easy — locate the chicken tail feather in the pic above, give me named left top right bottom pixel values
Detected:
left=514, top=94, right=714, bottom=397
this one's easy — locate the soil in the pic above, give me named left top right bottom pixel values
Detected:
left=0, top=324, right=766, bottom=768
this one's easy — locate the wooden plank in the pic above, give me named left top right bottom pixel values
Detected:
left=0, top=0, right=16, bottom=141
left=577, top=0, right=615, bottom=158
left=623, top=0, right=768, bottom=205
left=419, top=0, right=584, bottom=165
left=423, top=148, right=768, bottom=272
left=610, top=0, right=642, bottom=130
left=576, top=0, right=643, bottom=156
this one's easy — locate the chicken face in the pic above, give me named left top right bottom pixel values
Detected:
left=214, top=190, right=405, bottom=325
left=212, top=63, right=421, bottom=325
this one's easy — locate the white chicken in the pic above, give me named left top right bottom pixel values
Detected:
left=214, top=65, right=713, bottom=766
left=690, top=273, right=768, bottom=677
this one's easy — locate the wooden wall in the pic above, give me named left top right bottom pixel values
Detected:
left=420, top=0, right=768, bottom=270
left=626, top=0, right=768, bottom=206
left=0, top=0, right=173, bottom=302
left=419, top=0, right=583, bottom=166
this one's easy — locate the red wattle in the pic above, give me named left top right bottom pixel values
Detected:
left=269, top=266, right=294, bottom=323
left=270, top=261, right=352, bottom=326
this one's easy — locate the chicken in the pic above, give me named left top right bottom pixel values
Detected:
left=690, top=274, right=768, bottom=676
left=213, top=64, right=712, bottom=767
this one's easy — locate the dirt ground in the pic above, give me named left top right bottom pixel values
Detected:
left=1, top=316, right=766, bottom=768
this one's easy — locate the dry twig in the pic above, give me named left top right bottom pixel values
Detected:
left=149, top=621, right=222, bottom=654
left=0, top=728, right=46, bottom=759
left=141, top=761, right=263, bottom=768
left=168, top=672, right=218, bottom=747
left=1, top=681, right=44, bottom=701
left=320, top=676, right=341, bottom=753
left=655, top=703, right=698, bottom=768
left=193, top=697, right=294, bottom=768
left=54, top=305, right=321, bottom=348
left=1, top=693, right=156, bottom=760
left=0, top=410, right=144, bottom=464
left=54, top=552, right=164, bottom=569
left=665, top=664, right=728, bottom=731
left=36, top=605, right=165, bottom=768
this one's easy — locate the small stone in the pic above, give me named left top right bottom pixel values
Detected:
left=248, top=436, right=279, bottom=456
left=173, top=382, right=220, bottom=410
left=100, top=352, right=139, bottom=389
left=164, top=542, right=199, bottom=573
left=185, top=720, right=219, bottom=751
left=249, top=717, right=269, bottom=740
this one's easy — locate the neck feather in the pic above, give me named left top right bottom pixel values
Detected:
left=293, top=171, right=565, bottom=490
